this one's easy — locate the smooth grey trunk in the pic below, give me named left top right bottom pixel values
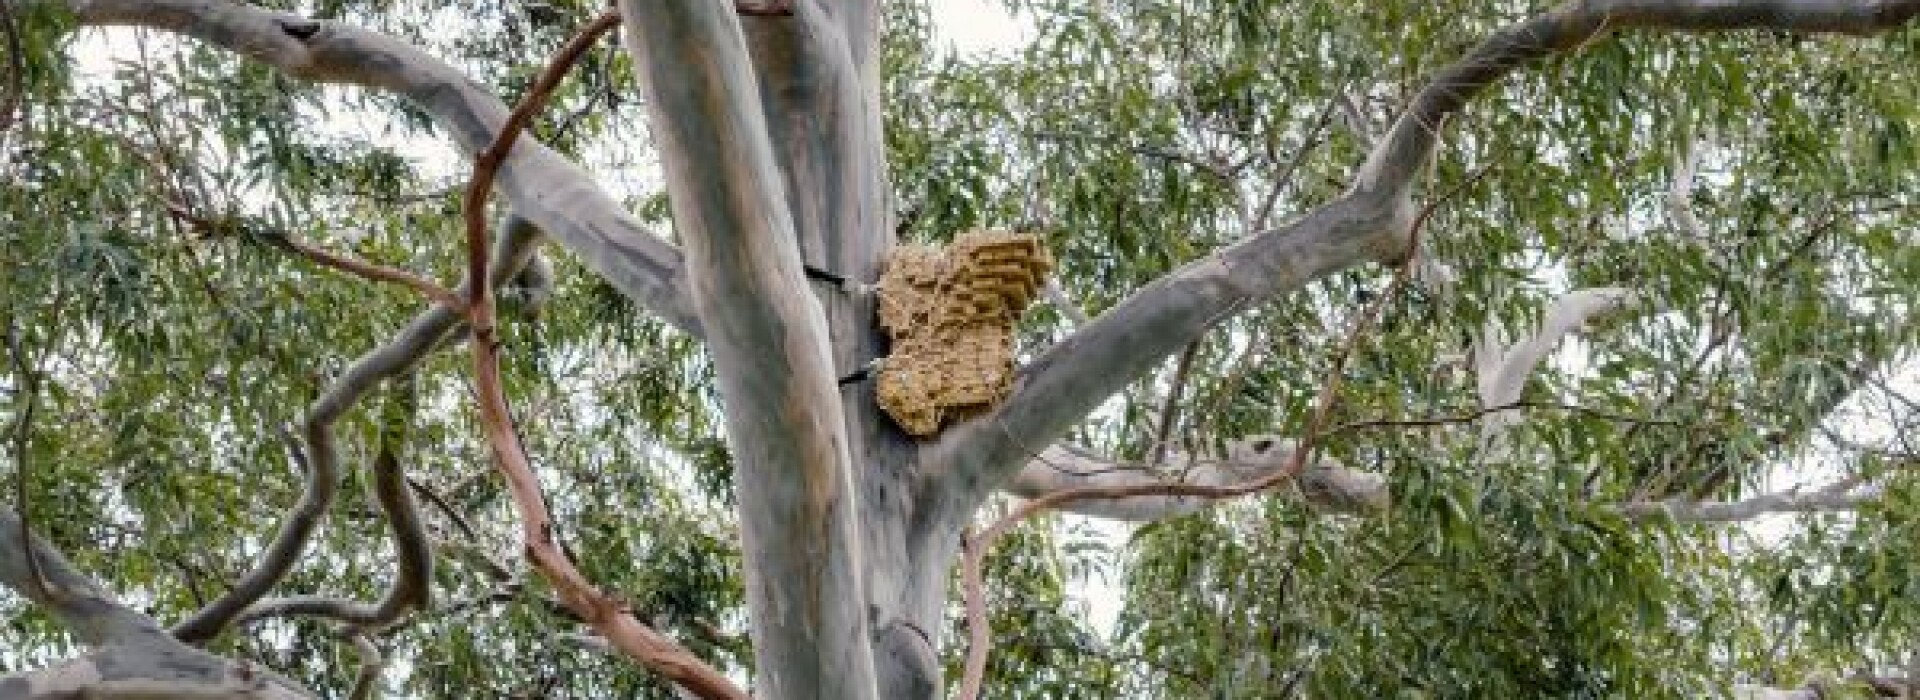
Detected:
left=738, top=9, right=951, bottom=699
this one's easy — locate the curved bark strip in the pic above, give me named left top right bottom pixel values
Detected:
left=1617, top=483, right=1883, bottom=523
left=621, top=2, right=878, bottom=698
left=169, top=217, right=544, bottom=644
left=1006, top=439, right=1388, bottom=522
left=53, top=0, right=701, bottom=336
left=1, top=511, right=317, bottom=699
left=456, top=14, right=747, bottom=700
left=928, top=0, right=1920, bottom=519
left=1476, top=287, right=1639, bottom=410
left=1473, top=286, right=1642, bottom=460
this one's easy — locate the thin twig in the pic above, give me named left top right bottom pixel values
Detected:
left=457, top=11, right=746, bottom=699
left=1148, top=341, right=1202, bottom=466
left=163, top=201, right=464, bottom=309
left=1029, top=129, right=1238, bottom=186
left=282, top=238, right=465, bottom=310
left=1249, top=89, right=1345, bottom=232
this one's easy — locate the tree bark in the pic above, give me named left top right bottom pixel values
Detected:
left=619, top=3, right=879, bottom=698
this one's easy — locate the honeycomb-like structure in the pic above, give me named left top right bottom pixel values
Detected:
left=875, top=230, right=1054, bottom=436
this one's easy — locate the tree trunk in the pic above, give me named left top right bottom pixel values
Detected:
left=620, top=4, right=953, bottom=697
left=738, top=10, right=957, bottom=699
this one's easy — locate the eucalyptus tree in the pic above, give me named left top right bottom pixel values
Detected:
left=3, top=0, right=1919, bottom=698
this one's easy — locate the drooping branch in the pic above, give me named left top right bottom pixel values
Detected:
left=235, top=383, right=432, bottom=632
left=170, top=216, right=545, bottom=644
left=5, top=319, right=49, bottom=602
left=0, top=510, right=316, bottom=698
left=1005, top=438, right=1388, bottom=522
left=927, top=0, right=1920, bottom=513
left=345, top=632, right=385, bottom=700
left=51, top=0, right=701, bottom=335
left=456, top=14, right=746, bottom=700
left=620, top=2, right=876, bottom=697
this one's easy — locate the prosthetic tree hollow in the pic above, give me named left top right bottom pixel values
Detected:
left=875, top=230, right=1054, bottom=436
left=9, top=0, right=1920, bottom=697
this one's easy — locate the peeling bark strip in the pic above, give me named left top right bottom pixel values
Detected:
left=458, top=12, right=746, bottom=700
left=620, top=2, right=879, bottom=698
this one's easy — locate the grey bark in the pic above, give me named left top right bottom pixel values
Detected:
left=619, top=3, right=879, bottom=698
left=0, top=511, right=315, bottom=699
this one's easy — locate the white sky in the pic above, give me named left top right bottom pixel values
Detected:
left=930, top=0, right=1033, bottom=55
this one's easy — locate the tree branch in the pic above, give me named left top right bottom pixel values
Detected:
left=0, top=510, right=317, bottom=698
left=925, top=0, right=1920, bottom=514
left=458, top=14, right=746, bottom=700
left=345, top=632, right=385, bottom=700
left=956, top=179, right=1434, bottom=697
left=1004, top=438, right=1388, bottom=522
left=0, top=510, right=164, bottom=647
left=1615, top=482, right=1883, bottom=523
left=170, top=215, right=545, bottom=644
left=162, top=199, right=465, bottom=311
left=235, top=383, right=432, bottom=632
left=5, top=320, right=50, bottom=601
left=51, top=0, right=702, bottom=335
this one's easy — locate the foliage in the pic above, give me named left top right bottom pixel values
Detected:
left=3, top=0, right=1918, bottom=697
